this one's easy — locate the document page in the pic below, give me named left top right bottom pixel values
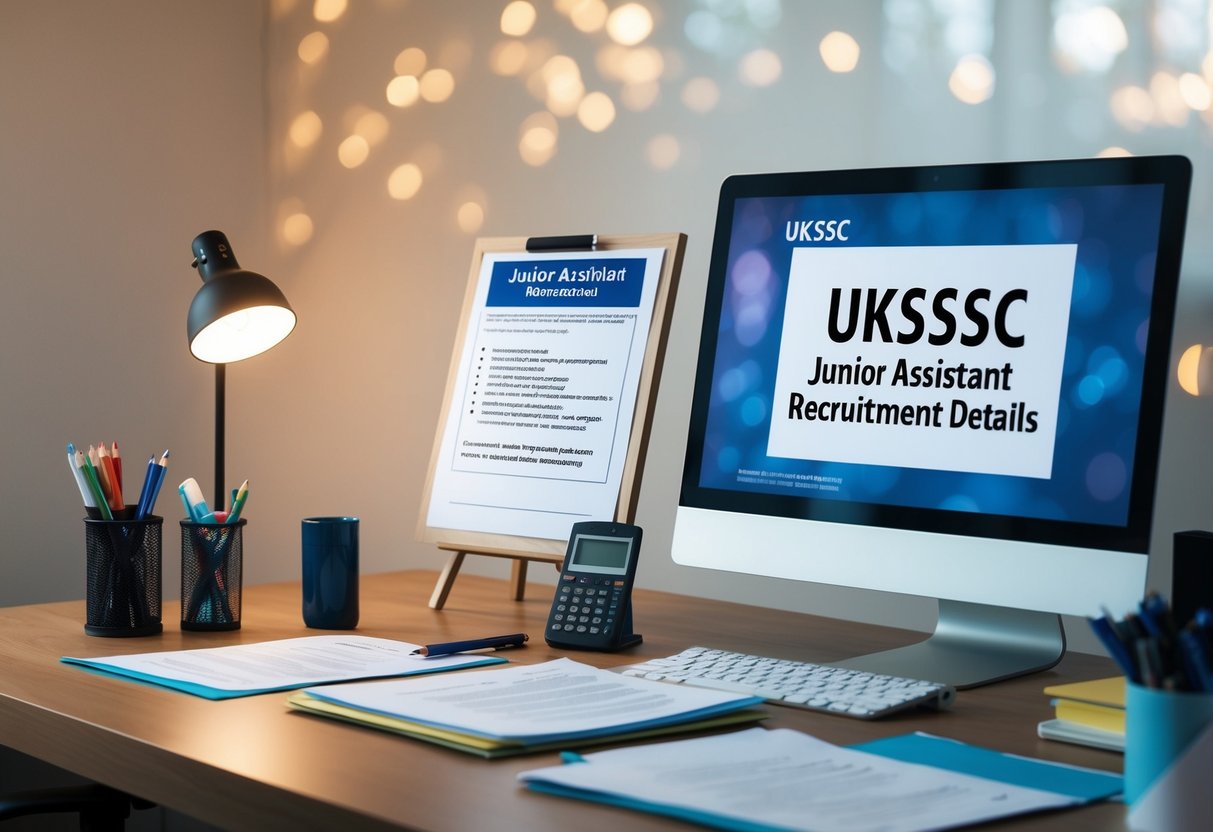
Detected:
left=426, top=247, right=666, bottom=539
left=304, top=657, right=760, bottom=741
left=519, top=728, right=1079, bottom=832
left=62, top=635, right=502, bottom=697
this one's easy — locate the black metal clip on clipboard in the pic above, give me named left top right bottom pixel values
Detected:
left=525, top=234, right=598, bottom=252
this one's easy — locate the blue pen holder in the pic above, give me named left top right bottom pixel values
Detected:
left=84, top=515, right=163, bottom=636
left=180, top=519, right=244, bottom=631
left=1124, top=682, right=1213, bottom=803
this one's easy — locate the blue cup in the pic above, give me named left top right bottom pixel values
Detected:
left=302, top=516, right=359, bottom=629
left=1124, top=682, right=1213, bottom=803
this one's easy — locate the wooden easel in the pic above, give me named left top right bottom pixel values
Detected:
left=418, top=232, right=686, bottom=609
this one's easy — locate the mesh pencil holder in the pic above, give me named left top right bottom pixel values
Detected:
left=180, top=519, right=245, bottom=631
left=84, top=515, right=163, bottom=637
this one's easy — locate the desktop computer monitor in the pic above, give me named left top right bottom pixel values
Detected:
left=673, top=156, right=1191, bottom=688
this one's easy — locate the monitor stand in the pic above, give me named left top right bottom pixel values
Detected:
left=829, top=600, right=1066, bottom=690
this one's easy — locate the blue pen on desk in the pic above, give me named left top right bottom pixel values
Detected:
left=410, top=633, right=529, bottom=657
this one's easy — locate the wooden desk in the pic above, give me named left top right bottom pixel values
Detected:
left=0, top=571, right=1126, bottom=831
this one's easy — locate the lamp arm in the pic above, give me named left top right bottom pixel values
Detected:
left=215, top=363, right=225, bottom=513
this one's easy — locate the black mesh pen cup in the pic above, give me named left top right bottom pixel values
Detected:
left=180, top=519, right=245, bottom=631
left=84, top=515, right=163, bottom=637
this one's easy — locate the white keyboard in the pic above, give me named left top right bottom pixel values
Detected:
left=620, top=646, right=956, bottom=720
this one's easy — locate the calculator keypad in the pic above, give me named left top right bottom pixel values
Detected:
left=548, top=574, right=626, bottom=642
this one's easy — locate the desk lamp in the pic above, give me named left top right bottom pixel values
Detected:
left=187, top=230, right=296, bottom=511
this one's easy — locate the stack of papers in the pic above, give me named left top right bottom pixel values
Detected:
left=287, top=657, right=766, bottom=757
left=61, top=635, right=505, bottom=699
left=520, top=728, right=1123, bottom=832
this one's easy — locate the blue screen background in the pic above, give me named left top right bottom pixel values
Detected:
left=699, top=184, right=1165, bottom=527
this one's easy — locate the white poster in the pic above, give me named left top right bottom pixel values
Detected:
left=768, top=245, right=1075, bottom=479
left=426, top=247, right=665, bottom=540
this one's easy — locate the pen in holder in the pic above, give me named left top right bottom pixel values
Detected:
left=84, top=512, right=163, bottom=636
left=180, top=519, right=245, bottom=631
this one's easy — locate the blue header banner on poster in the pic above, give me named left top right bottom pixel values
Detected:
left=486, top=258, right=647, bottom=308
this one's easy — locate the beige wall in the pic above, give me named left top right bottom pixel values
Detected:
left=4, top=1, right=1213, bottom=656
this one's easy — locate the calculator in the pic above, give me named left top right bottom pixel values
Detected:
left=544, top=521, right=643, bottom=652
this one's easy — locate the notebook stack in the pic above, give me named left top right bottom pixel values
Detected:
left=1036, top=676, right=1125, bottom=752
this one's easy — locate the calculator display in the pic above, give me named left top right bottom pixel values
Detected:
left=570, top=535, right=632, bottom=574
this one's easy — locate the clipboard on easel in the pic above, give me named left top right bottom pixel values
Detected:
left=417, top=232, right=687, bottom=608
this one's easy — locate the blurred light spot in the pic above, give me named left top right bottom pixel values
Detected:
left=388, top=163, right=423, bottom=200
left=519, top=112, right=559, bottom=166
left=1086, top=452, right=1127, bottom=502
left=271, top=0, right=299, bottom=19
left=736, top=301, right=769, bottom=346
left=354, top=111, right=389, bottom=145
left=684, top=10, right=723, bottom=52
left=733, top=250, right=772, bottom=295
left=570, top=0, right=609, bottom=32
left=420, top=68, right=456, bottom=102
left=337, top=135, right=369, bottom=168
left=289, top=110, right=323, bottom=148
left=1179, top=72, right=1212, bottom=111
left=646, top=133, right=680, bottom=169
left=1076, top=374, right=1106, bottom=406
left=607, top=3, right=654, bottom=46
left=745, top=0, right=782, bottom=27
left=394, top=47, right=426, bottom=76
left=819, top=31, right=860, bottom=73
left=1089, top=346, right=1127, bottom=393
left=620, top=46, right=664, bottom=83
left=1178, top=344, right=1207, bottom=396
left=298, top=31, right=329, bottom=64
left=540, top=55, right=584, bottom=115
left=1053, top=5, right=1127, bottom=73
left=948, top=54, right=994, bottom=104
left=682, top=77, right=719, bottom=112
left=596, top=44, right=629, bottom=81
left=1097, top=146, right=1132, bottom=157
left=719, top=367, right=748, bottom=401
left=554, top=0, right=578, bottom=12
left=313, top=0, right=347, bottom=23
left=490, top=40, right=529, bottom=75
left=282, top=212, right=314, bottom=246
left=387, top=75, right=421, bottom=107
left=621, top=80, right=660, bottom=111
left=577, top=92, right=616, bottom=131
left=741, top=395, right=767, bottom=427
left=1110, top=85, right=1153, bottom=130
left=1151, top=71, right=1188, bottom=126
left=739, top=48, right=782, bottom=86
left=501, top=1, right=536, bottom=36
left=456, top=201, right=485, bottom=233
left=716, top=446, right=740, bottom=474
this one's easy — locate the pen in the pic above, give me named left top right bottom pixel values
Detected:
left=411, top=633, right=529, bottom=657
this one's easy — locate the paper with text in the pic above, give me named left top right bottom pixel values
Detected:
left=304, top=657, right=760, bottom=742
left=520, top=727, right=1079, bottom=832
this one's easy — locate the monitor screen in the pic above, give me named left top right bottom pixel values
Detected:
left=673, top=156, right=1190, bottom=687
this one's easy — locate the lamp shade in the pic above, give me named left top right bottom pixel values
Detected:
left=187, top=230, right=296, bottom=364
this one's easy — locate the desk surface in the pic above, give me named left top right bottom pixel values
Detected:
left=0, top=571, right=1127, bottom=831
